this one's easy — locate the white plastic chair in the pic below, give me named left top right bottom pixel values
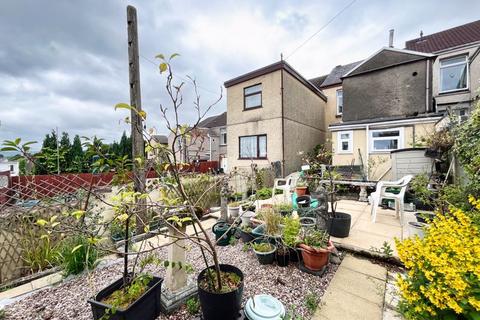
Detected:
left=370, top=175, right=413, bottom=225
left=272, top=172, right=301, bottom=203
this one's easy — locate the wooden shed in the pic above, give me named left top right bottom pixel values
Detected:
left=391, top=148, right=433, bottom=179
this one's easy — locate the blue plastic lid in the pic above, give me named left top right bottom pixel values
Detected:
left=245, top=294, right=285, bottom=320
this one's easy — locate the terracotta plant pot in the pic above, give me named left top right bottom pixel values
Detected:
left=296, top=187, right=307, bottom=196
left=299, top=241, right=334, bottom=271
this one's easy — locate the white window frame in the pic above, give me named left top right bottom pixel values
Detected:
left=337, top=130, right=353, bottom=154
left=439, top=55, right=469, bottom=94
left=220, top=128, right=227, bottom=145
left=336, top=89, right=343, bottom=115
left=369, top=127, right=404, bottom=153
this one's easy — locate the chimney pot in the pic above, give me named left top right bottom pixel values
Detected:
left=389, top=29, right=394, bottom=48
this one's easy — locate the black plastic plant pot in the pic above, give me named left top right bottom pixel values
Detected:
left=289, top=247, right=302, bottom=263
left=327, top=212, right=351, bottom=238
left=253, top=245, right=276, bottom=265
left=239, top=230, right=255, bottom=243
left=197, top=264, right=244, bottom=320
left=276, top=251, right=290, bottom=267
left=296, top=195, right=311, bottom=208
left=415, top=212, right=436, bottom=223
left=88, top=276, right=163, bottom=320
left=213, top=222, right=234, bottom=246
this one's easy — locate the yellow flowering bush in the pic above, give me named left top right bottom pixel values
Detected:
left=395, top=198, right=480, bottom=320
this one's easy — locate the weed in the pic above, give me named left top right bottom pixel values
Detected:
left=370, top=241, right=393, bottom=258
left=186, top=296, right=200, bottom=315
left=305, top=292, right=318, bottom=312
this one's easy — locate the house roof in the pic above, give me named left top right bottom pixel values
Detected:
left=405, top=20, right=480, bottom=53
left=318, top=61, right=363, bottom=88
left=152, top=135, right=168, bottom=144
left=343, top=47, right=435, bottom=78
left=198, top=112, right=226, bottom=128
left=309, top=74, right=328, bottom=89
left=224, top=60, right=327, bottom=101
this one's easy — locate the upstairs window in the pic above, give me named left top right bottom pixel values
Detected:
left=370, top=128, right=404, bottom=152
left=337, top=130, right=352, bottom=153
left=239, top=135, right=267, bottom=159
left=220, top=128, right=227, bottom=145
left=336, top=89, right=343, bottom=115
left=440, top=55, right=468, bottom=93
left=244, top=84, right=262, bottom=109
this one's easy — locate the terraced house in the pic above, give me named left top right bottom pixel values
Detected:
left=223, top=20, right=480, bottom=179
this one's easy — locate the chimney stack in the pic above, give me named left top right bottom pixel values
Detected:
left=389, top=29, right=394, bottom=47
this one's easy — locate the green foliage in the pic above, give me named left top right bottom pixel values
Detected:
left=256, top=187, right=272, bottom=200
left=260, top=208, right=283, bottom=236
left=282, top=216, right=301, bottom=247
left=274, top=203, right=293, bottom=215
left=57, top=235, right=98, bottom=276
left=301, top=229, right=329, bottom=250
left=0, top=309, right=5, bottom=319
left=228, top=201, right=241, bottom=207
left=252, top=242, right=274, bottom=253
left=410, top=173, right=434, bottom=206
left=110, top=215, right=136, bottom=240
left=304, top=292, right=318, bottom=312
left=186, top=296, right=200, bottom=315
left=370, top=241, right=393, bottom=258
left=103, top=274, right=153, bottom=311
left=182, top=174, right=221, bottom=209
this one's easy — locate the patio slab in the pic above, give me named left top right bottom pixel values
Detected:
left=312, top=254, right=387, bottom=320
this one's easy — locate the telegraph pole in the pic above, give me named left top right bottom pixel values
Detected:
left=126, top=5, right=146, bottom=234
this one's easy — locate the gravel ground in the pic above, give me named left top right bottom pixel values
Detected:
left=4, top=233, right=340, bottom=320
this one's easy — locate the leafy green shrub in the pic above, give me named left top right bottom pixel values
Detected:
left=182, top=174, right=221, bottom=209
left=282, top=216, right=300, bottom=247
left=57, top=235, right=98, bottom=276
left=305, top=292, right=318, bottom=312
left=256, top=187, right=272, bottom=200
left=186, top=296, right=200, bottom=315
left=252, top=242, right=274, bottom=252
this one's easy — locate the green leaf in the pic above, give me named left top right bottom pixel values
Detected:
left=115, top=103, right=133, bottom=111
left=170, top=53, right=180, bottom=60
left=159, top=63, right=168, bottom=73
left=163, top=260, right=169, bottom=268
left=71, top=244, right=83, bottom=253
left=14, top=138, right=21, bottom=145
left=0, top=147, right=17, bottom=152
left=155, top=53, right=165, bottom=60
left=36, top=219, right=48, bottom=226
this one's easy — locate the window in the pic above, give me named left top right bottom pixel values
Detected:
left=440, top=55, right=468, bottom=93
left=243, top=84, right=262, bottom=109
left=239, top=135, right=267, bottom=159
left=369, top=128, right=404, bottom=152
left=9, top=165, right=14, bottom=172
left=336, top=89, right=343, bottom=115
left=337, top=131, right=353, bottom=153
left=220, top=128, right=227, bottom=145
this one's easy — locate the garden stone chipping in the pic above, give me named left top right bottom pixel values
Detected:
left=3, top=229, right=339, bottom=320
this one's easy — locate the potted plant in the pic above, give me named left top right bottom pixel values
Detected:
left=324, top=166, right=351, bottom=238
left=275, top=242, right=290, bottom=267
left=241, top=202, right=256, bottom=212
left=282, top=216, right=301, bottom=262
left=415, top=211, right=436, bottom=223
left=295, top=181, right=308, bottom=196
left=240, top=210, right=256, bottom=227
left=407, top=221, right=428, bottom=238
left=299, top=216, right=316, bottom=229
left=274, top=203, right=293, bottom=216
left=252, top=208, right=283, bottom=243
left=212, top=221, right=236, bottom=246
left=227, top=201, right=241, bottom=218
left=252, top=242, right=276, bottom=265
left=239, top=225, right=254, bottom=243
left=298, top=229, right=334, bottom=271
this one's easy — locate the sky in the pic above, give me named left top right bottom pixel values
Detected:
left=1, top=0, right=480, bottom=150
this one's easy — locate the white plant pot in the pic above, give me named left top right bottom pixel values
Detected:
left=240, top=211, right=256, bottom=226
left=228, top=206, right=240, bottom=218
left=408, top=221, right=427, bottom=239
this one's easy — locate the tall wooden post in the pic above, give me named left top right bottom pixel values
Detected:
left=127, top=5, right=147, bottom=234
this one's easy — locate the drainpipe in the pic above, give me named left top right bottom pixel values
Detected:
left=207, top=133, right=212, bottom=161
left=426, top=59, right=430, bottom=112
left=365, top=124, right=370, bottom=180
left=280, top=67, right=285, bottom=177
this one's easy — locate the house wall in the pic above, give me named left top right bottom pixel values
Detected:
left=431, top=44, right=480, bottom=113
left=321, top=85, right=343, bottom=132
left=0, top=162, right=19, bottom=177
left=342, top=60, right=430, bottom=121
left=282, top=71, right=327, bottom=174
left=227, top=70, right=283, bottom=172
left=331, top=121, right=435, bottom=180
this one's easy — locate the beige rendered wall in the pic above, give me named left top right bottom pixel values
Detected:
left=282, top=71, right=327, bottom=174
left=226, top=70, right=283, bottom=172
left=331, top=122, right=435, bottom=180
left=321, top=85, right=343, bottom=131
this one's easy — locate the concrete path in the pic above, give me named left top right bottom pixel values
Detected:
left=312, top=254, right=388, bottom=320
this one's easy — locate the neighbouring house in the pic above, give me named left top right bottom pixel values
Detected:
left=224, top=60, right=328, bottom=176
left=168, top=112, right=227, bottom=169
left=0, top=155, right=19, bottom=177
left=405, top=20, right=480, bottom=117
left=328, top=47, right=443, bottom=180
left=147, top=134, right=168, bottom=161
